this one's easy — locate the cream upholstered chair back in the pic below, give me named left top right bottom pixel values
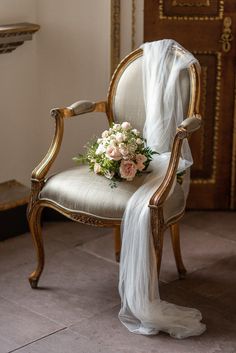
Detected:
left=107, top=47, right=194, bottom=132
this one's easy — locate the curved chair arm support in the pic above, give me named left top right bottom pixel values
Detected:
left=31, top=100, right=107, bottom=181
left=149, top=114, right=201, bottom=209
left=31, top=112, right=64, bottom=181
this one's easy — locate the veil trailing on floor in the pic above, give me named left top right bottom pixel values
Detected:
left=118, top=40, right=206, bottom=339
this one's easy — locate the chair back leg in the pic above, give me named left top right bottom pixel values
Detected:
left=114, top=225, right=121, bottom=262
left=170, top=222, right=187, bottom=279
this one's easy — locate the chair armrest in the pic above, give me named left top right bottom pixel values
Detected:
left=50, top=100, right=106, bottom=119
left=179, top=114, right=201, bottom=133
left=31, top=100, right=107, bottom=181
left=149, top=114, right=201, bottom=209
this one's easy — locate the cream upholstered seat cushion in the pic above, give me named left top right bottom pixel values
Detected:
left=39, top=165, right=185, bottom=222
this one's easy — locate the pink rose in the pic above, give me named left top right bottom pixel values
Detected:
left=119, top=145, right=129, bottom=158
left=121, top=122, right=131, bottom=130
left=119, top=160, right=137, bottom=181
left=106, top=146, right=122, bottom=161
left=136, top=154, right=147, bottom=171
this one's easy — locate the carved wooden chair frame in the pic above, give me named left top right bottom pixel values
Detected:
left=27, top=47, right=201, bottom=289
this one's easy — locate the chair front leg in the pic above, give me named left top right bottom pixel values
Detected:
left=150, top=208, right=164, bottom=278
left=114, top=225, right=121, bottom=262
left=170, top=222, right=187, bottom=279
left=28, top=204, right=44, bottom=289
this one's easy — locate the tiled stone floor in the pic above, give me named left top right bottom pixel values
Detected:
left=0, top=211, right=236, bottom=353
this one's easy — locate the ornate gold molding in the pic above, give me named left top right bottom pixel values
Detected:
left=159, top=0, right=224, bottom=20
left=220, top=16, right=234, bottom=53
left=111, top=0, right=120, bottom=76
left=191, top=52, right=221, bottom=185
left=195, top=65, right=207, bottom=170
left=230, top=74, right=236, bottom=209
left=172, top=0, right=210, bottom=6
left=132, top=0, right=136, bottom=50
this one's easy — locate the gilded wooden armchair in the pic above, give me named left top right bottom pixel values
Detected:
left=27, top=46, right=201, bottom=289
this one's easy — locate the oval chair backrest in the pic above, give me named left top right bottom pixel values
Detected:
left=107, top=47, right=201, bottom=132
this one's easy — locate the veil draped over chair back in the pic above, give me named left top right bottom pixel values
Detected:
left=118, top=40, right=206, bottom=338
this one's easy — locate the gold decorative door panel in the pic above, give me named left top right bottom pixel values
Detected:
left=144, top=0, right=236, bottom=209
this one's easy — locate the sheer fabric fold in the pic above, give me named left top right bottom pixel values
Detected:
left=118, top=40, right=206, bottom=339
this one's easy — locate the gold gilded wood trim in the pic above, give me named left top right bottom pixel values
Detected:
left=172, top=0, right=210, bottom=6
left=230, top=74, right=236, bottom=209
left=197, top=66, right=207, bottom=170
left=220, top=16, right=234, bottom=53
left=191, top=51, right=221, bottom=185
left=38, top=200, right=121, bottom=227
left=132, top=0, right=136, bottom=50
left=159, top=0, right=224, bottom=20
left=111, top=0, right=120, bottom=76
left=107, top=46, right=200, bottom=124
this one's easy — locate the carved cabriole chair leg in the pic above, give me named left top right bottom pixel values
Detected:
left=170, top=222, right=187, bottom=279
left=114, top=225, right=121, bottom=262
left=150, top=208, right=164, bottom=278
left=28, top=204, right=44, bottom=289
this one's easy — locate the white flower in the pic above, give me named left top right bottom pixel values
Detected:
left=116, top=132, right=124, bottom=143
left=132, top=129, right=140, bottom=136
left=113, top=123, right=121, bottom=130
left=121, top=122, right=131, bottom=130
left=102, top=130, right=109, bottom=138
left=129, top=143, right=137, bottom=153
left=95, top=144, right=106, bottom=155
left=94, top=163, right=101, bottom=174
left=104, top=170, right=114, bottom=179
left=136, top=138, right=143, bottom=145
left=97, top=138, right=103, bottom=144
left=119, top=145, right=129, bottom=157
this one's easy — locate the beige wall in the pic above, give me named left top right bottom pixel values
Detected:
left=0, top=0, right=110, bottom=186
left=0, top=0, right=39, bottom=186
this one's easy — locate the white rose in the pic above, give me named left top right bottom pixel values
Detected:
left=102, top=130, right=109, bottom=138
left=113, top=123, right=121, bottom=130
left=136, top=138, right=143, bottom=145
left=95, top=144, right=106, bottom=155
left=116, top=133, right=124, bottom=143
left=132, top=129, right=140, bottom=136
left=94, top=163, right=101, bottom=174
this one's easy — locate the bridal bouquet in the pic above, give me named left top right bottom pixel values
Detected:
left=73, top=122, right=157, bottom=186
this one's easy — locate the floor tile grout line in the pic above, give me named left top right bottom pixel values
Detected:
left=80, top=248, right=119, bottom=266
left=0, top=295, right=67, bottom=328
left=7, top=327, right=68, bottom=353
left=180, top=222, right=236, bottom=244
left=161, top=254, right=236, bottom=289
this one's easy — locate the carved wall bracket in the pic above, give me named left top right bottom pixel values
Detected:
left=0, top=23, right=40, bottom=54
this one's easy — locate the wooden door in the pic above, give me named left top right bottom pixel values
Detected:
left=144, top=0, right=236, bottom=209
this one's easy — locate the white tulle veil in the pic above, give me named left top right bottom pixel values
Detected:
left=118, top=40, right=206, bottom=339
